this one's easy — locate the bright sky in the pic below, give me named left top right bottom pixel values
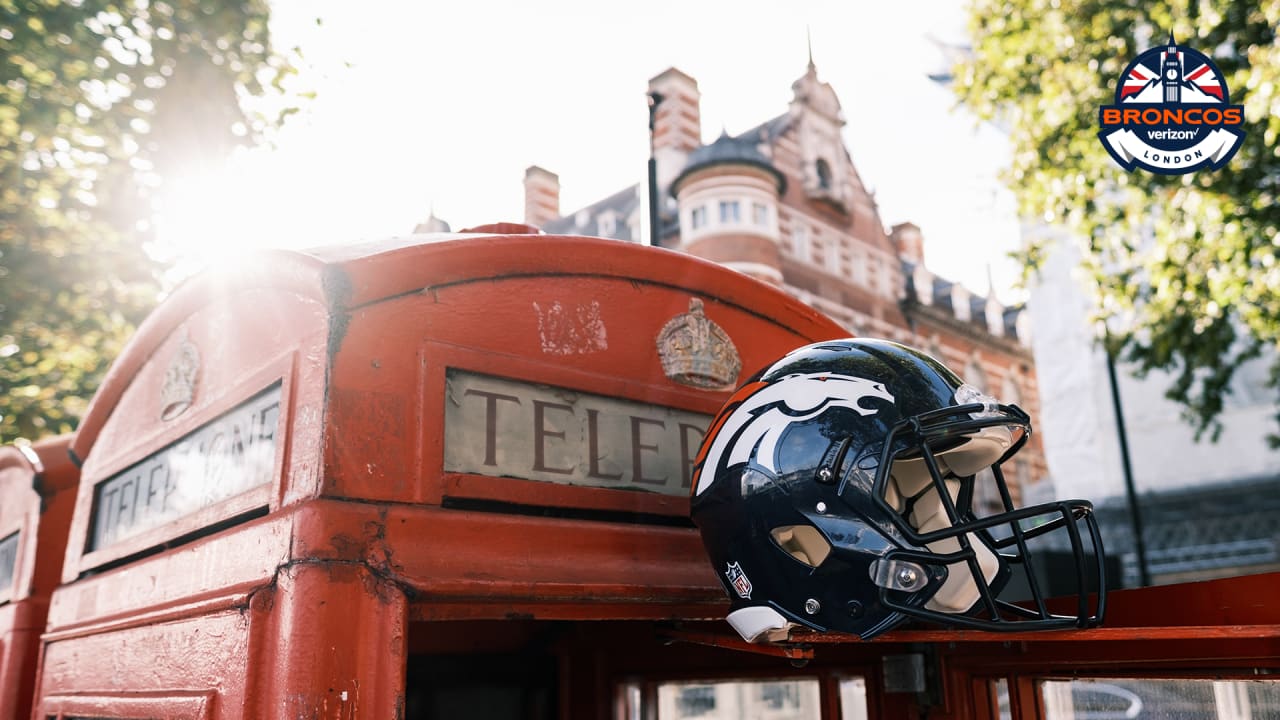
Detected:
left=156, top=0, right=1025, bottom=303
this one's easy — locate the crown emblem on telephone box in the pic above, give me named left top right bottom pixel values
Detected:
left=160, top=332, right=201, bottom=421
left=656, top=298, right=742, bottom=391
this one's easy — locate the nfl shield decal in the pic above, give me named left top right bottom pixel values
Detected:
left=725, top=561, right=753, bottom=599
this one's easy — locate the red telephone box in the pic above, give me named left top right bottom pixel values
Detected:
left=32, top=229, right=849, bottom=718
left=0, top=436, right=77, bottom=720
left=27, top=228, right=1280, bottom=719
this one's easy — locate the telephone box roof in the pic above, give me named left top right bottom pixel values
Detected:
left=71, top=230, right=843, bottom=463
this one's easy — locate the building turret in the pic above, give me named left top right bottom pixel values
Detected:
left=788, top=58, right=850, bottom=211
left=670, top=131, right=786, bottom=286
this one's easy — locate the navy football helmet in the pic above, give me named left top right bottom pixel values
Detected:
left=689, top=339, right=1106, bottom=642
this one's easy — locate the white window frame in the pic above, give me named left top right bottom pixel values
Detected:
left=719, top=200, right=741, bottom=224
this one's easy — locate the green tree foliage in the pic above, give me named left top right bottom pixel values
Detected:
left=1, top=0, right=296, bottom=443
left=956, top=1, right=1280, bottom=442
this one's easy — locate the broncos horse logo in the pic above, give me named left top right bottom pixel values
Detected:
left=692, top=373, right=895, bottom=497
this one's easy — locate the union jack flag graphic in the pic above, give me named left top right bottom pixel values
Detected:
left=1184, top=61, right=1223, bottom=99
left=1121, top=50, right=1223, bottom=103
left=1120, top=63, right=1156, bottom=100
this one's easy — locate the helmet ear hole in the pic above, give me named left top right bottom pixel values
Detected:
left=771, top=525, right=832, bottom=567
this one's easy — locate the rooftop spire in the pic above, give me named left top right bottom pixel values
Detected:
left=806, top=26, right=816, bottom=70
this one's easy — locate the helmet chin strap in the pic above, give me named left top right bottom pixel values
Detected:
left=885, top=426, right=1013, bottom=614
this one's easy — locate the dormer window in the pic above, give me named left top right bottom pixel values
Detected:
left=598, top=212, right=616, bottom=237
left=815, top=158, right=832, bottom=190
left=803, top=156, right=846, bottom=212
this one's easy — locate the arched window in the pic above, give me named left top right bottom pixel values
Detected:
left=964, top=355, right=988, bottom=393
left=815, top=158, right=832, bottom=190
left=1001, top=371, right=1023, bottom=406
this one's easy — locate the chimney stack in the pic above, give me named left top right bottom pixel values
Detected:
left=647, top=68, right=702, bottom=189
left=523, top=165, right=560, bottom=229
left=890, top=222, right=925, bottom=265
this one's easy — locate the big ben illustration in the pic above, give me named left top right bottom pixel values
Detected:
left=1163, top=31, right=1182, bottom=103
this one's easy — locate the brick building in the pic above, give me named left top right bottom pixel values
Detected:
left=516, top=61, right=1046, bottom=505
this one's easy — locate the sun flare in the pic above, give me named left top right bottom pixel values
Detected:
left=153, top=161, right=289, bottom=276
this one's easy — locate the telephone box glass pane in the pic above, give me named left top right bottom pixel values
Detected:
left=992, top=678, right=1011, bottom=720
left=1039, top=678, right=1280, bottom=719
left=87, top=383, right=280, bottom=552
left=839, top=676, right=869, bottom=720
left=0, top=530, right=18, bottom=597
left=405, top=653, right=555, bottom=720
left=656, top=678, right=823, bottom=719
